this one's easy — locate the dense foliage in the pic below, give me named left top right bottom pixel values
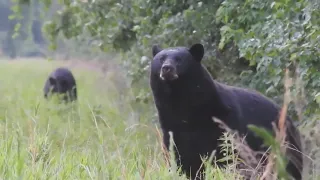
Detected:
left=0, top=0, right=47, bottom=57
left=217, top=0, right=320, bottom=120
left=11, top=0, right=320, bottom=121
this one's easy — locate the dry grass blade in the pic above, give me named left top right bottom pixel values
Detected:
left=213, top=117, right=267, bottom=179
left=260, top=68, right=292, bottom=180
left=155, top=125, right=171, bottom=167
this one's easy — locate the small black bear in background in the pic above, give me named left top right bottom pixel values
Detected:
left=44, top=67, right=77, bottom=102
left=149, top=43, right=303, bottom=180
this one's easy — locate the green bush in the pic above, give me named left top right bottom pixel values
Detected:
left=22, top=0, right=318, bottom=121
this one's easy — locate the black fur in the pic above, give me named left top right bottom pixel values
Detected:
left=149, top=43, right=303, bottom=180
left=44, top=67, right=77, bottom=102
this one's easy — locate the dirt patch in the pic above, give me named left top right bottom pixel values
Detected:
left=60, top=57, right=122, bottom=74
left=63, top=60, right=104, bottom=72
left=60, top=59, right=130, bottom=91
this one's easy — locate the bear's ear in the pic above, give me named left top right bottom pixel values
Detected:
left=49, top=77, right=56, bottom=85
left=189, top=43, right=204, bottom=62
left=152, top=44, right=162, bottom=57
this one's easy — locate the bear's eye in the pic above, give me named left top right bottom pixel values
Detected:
left=159, top=55, right=166, bottom=63
left=176, top=57, right=182, bottom=65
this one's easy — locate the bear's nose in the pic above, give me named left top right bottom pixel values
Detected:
left=161, top=65, right=174, bottom=73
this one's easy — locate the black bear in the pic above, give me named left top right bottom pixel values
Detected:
left=149, top=43, right=303, bottom=180
left=43, top=67, right=77, bottom=102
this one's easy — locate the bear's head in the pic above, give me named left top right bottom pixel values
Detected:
left=47, top=76, right=75, bottom=102
left=48, top=76, right=69, bottom=94
left=151, top=43, right=204, bottom=82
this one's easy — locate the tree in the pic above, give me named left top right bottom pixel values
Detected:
left=10, top=0, right=320, bottom=121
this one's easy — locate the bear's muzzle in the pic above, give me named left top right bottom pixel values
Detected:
left=160, top=64, right=178, bottom=81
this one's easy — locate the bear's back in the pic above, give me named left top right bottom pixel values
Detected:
left=51, top=67, right=76, bottom=83
left=231, top=85, right=280, bottom=126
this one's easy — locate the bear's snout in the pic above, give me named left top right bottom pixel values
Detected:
left=162, top=65, right=174, bottom=73
left=160, top=64, right=178, bottom=81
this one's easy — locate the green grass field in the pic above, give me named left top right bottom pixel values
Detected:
left=0, top=58, right=236, bottom=180
left=0, top=58, right=174, bottom=179
left=0, top=58, right=312, bottom=180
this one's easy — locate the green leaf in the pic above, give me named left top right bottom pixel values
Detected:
left=289, top=53, right=297, bottom=61
left=247, top=125, right=276, bottom=147
left=315, top=92, right=320, bottom=104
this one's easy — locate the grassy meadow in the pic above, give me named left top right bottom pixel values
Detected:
left=0, top=58, right=170, bottom=179
left=0, top=58, right=240, bottom=180
left=0, top=58, right=316, bottom=180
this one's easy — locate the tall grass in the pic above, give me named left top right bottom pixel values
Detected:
left=0, top=58, right=316, bottom=180
left=0, top=58, right=169, bottom=179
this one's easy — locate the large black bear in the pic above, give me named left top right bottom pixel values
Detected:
left=149, top=43, right=303, bottom=180
left=44, top=67, right=77, bottom=102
